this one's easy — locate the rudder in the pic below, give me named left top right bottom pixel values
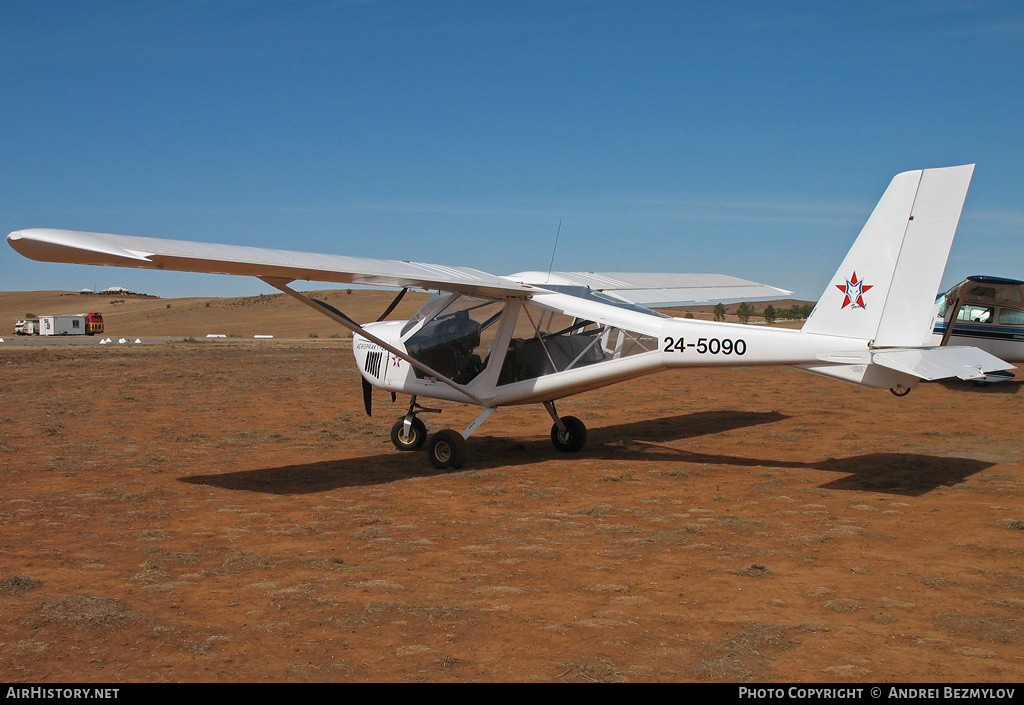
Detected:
left=802, top=165, right=975, bottom=345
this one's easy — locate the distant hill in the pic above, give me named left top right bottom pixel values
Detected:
left=1, top=290, right=816, bottom=339
left=0, top=289, right=430, bottom=339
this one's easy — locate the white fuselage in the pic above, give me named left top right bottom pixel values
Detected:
left=353, top=291, right=884, bottom=409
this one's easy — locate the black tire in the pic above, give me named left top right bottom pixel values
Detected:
left=427, top=429, right=467, bottom=470
left=551, top=416, right=587, bottom=452
left=390, top=416, right=427, bottom=451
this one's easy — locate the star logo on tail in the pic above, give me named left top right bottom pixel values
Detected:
left=836, top=272, right=872, bottom=309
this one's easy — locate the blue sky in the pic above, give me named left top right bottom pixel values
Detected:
left=2, top=1, right=1022, bottom=301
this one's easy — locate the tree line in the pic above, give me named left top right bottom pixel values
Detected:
left=712, top=302, right=814, bottom=324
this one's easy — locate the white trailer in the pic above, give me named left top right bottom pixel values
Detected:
left=38, top=315, right=88, bottom=336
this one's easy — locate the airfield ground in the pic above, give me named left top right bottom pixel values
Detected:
left=1, top=292, right=1023, bottom=682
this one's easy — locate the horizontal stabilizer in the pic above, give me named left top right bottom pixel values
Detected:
left=872, top=346, right=1014, bottom=381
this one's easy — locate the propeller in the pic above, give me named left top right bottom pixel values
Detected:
left=362, top=376, right=374, bottom=416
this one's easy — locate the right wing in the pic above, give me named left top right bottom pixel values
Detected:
left=507, top=270, right=793, bottom=307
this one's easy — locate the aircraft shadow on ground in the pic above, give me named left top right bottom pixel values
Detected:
left=937, top=379, right=1023, bottom=394
left=180, top=409, right=993, bottom=497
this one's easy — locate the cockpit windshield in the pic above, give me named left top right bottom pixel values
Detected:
left=402, top=294, right=505, bottom=384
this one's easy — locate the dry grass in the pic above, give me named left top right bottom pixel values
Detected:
left=28, top=595, right=149, bottom=631
left=0, top=576, right=42, bottom=597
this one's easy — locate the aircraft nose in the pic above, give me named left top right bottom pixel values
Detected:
left=359, top=320, right=399, bottom=341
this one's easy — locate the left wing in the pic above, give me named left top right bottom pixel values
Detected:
left=7, top=228, right=537, bottom=299
left=8, top=228, right=790, bottom=306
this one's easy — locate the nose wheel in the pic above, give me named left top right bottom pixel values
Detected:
left=390, top=416, right=427, bottom=451
left=390, top=397, right=440, bottom=452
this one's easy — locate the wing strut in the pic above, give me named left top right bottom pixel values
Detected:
left=939, top=289, right=965, bottom=347
left=260, top=277, right=491, bottom=406
left=377, top=288, right=408, bottom=322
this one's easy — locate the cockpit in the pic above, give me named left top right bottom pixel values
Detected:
left=403, top=295, right=501, bottom=384
left=399, top=292, right=657, bottom=387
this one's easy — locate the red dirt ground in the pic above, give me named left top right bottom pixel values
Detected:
left=1, top=294, right=1023, bottom=683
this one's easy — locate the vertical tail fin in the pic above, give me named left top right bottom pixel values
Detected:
left=803, top=164, right=975, bottom=346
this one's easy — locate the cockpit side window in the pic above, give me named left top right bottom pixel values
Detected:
left=957, top=304, right=994, bottom=323
left=496, top=300, right=658, bottom=385
left=998, top=308, right=1024, bottom=326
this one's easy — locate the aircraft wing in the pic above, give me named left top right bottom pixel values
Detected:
left=7, top=228, right=792, bottom=307
left=507, top=270, right=793, bottom=307
left=7, top=228, right=537, bottom=299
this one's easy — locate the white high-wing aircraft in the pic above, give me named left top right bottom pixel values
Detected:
left=8, top=164, right=1012, bottom=469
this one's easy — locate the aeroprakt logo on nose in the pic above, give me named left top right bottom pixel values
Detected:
left=836, top=272, right=872, bottom=309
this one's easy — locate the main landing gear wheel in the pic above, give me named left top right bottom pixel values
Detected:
left=551, top=415, right=587, bottom=453
left=390, top=416, right=427, bottom=451
left=889, top=385, right=912, bottom=397
left=427, top=429, right=467, bottom=470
